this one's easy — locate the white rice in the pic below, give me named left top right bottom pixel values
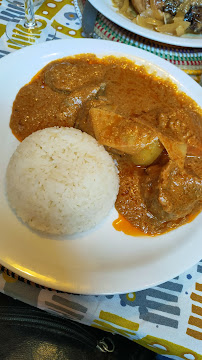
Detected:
left=6, top=127, right=119, bottom=235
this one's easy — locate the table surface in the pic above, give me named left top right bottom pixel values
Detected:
left=0, top=1, right=202, bottom=359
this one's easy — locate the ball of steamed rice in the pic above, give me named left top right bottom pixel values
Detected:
left=6, top=127, right=119, bottom=235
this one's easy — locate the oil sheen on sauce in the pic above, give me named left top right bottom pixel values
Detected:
left=113, top=211, right=200, bottom=237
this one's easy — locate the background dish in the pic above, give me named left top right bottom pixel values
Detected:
left=88, top=0, right=202, bottom=48
left=0, top=39, right=202, bottom=295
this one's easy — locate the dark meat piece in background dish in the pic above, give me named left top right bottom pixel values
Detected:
left=163, top=0, right=182, bottom=16
left=163, top=0, right=202, bottom=33
left=44, top=62, right=106, bottom=93
left=184, top=5, right=202, bottom=33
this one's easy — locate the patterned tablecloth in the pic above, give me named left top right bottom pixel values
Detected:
left=0, top=0, right=202, bottom=359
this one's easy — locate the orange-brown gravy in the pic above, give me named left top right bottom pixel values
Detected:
left=113, top=214, right=149, bottom=237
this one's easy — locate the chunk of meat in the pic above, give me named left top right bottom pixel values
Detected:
left=184, top=6, right=202, bottom=34
left=10, top=82, right=71, bottom=141
left=163, top=0, right=182, bottom=16
left=156, top=108, right=202, bottom=167
left=116, top=156, right=202, bottom=234
left=75, top=98, right=114, bottom=136
left=134, top=108, right=202, bottom=168
left=89, top=108, right=163, bottom=165
left=157, top=109, right=202, bottom=149
left=185, top=155, right=202, bottom=179
left=115, top=161, right=155, bottom=234
left=159, top=161, right=202, bottom=217
left=66, top=83, right=106, bottom=107
left=115, top=159, right=187, bottom=234
left=60, top=83, right=106, bottom=127
left=140, top=164, right=173, bottom=224
left=44, top=62, right=106, bottom=93
left=133, top=107, right=202, bottom=152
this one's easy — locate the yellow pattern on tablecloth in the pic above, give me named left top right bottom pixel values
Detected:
left=93, top=320, right=137, bottom=337
left=187, top=282, right=202, bottom=340
left=35, top=0, right=67, bottom=20
left=135, top=335, right=202, bottom=359
left=52, top=19, right=83, bottom=37
left=0, top=24, right=5, bottom=37
left=92, top=310, right=139, bottom=339
left=99, top=311, right=139, bottom=331
left=183, top=70, right=202, bottom=83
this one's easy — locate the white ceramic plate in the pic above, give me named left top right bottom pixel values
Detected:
left=0, top=39, right=202, bottom=295
left=89, top=0, right=202, bottom=48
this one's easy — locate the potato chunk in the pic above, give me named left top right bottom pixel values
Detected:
left=89, top=108, right=163, bottom=165
left=131, top=140, right=163, bottom=166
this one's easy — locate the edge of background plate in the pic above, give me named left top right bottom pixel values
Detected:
left=87, top=0, right=202, bottom=48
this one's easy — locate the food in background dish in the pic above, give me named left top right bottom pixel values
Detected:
left=10, top=54, right=202, bottom=235
left=6, top=127, right=119, bottom=235
left=112, top=0, right=202, bottom=36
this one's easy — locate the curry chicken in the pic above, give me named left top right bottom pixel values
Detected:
left=10, top=55, right=202, bottom=235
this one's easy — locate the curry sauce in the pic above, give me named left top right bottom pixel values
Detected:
left=10, top=54, right=202, bottom=235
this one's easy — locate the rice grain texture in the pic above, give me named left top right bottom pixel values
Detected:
left=6, top=127, right=119, bottom=235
